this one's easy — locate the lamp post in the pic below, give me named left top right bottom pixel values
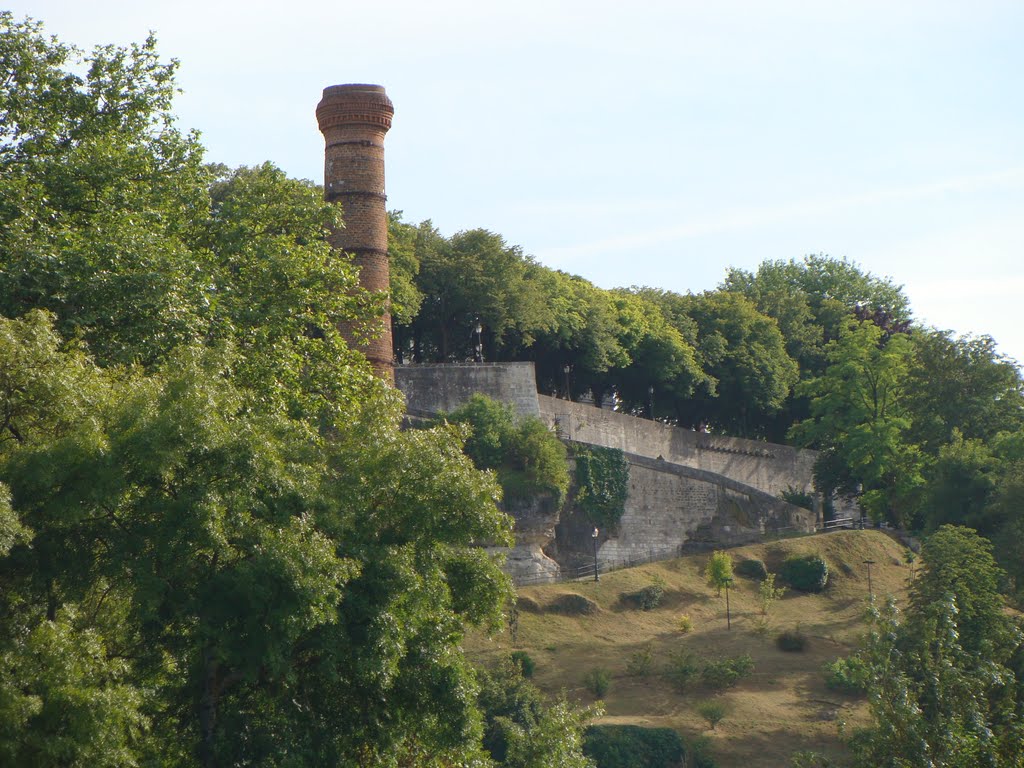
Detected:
left=591, top=527, right=600, bottom=582
left=563, top=364, right=572, bottom=401
left=473, top=322, right=483, bottom=363
left=647, top=384, right=654, bottom=420
left=724, top=577, right=734, bottom=630
left=863, top=559, right=876, bottom=600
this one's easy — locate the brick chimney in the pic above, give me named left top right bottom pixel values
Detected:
left=316, top=83, right=394, bottom=380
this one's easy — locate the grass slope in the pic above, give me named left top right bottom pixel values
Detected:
left=468, top=530, right=913, bottom=768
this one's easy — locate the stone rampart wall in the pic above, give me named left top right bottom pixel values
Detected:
left=538, top=395, right=817, bottom=499
left=395, top=363, right=541, bottom=418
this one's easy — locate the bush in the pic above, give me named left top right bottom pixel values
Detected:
left=585, top=667, right=611, bottom=698
left=676, top=614, right=693, bottom=634
left=701, top=654, right=754, bottom=690
left=781, top=486, right=815, bottom=510
left=510, top=650, right=535, bottom=678
left=757, top=573, right=787, bottom=615
left=583, top=725, right=687, bottom=768
left=776, top=628, right=808, bottom=652
left=626, top=644, right=653, bottom=677
left=823, top=655, right=869, bottom=695
left=547, top=593, right=599, bottom=616
left=780, top=554, right=830, bottom=592
left=735, top=558, right=768, bottom=580
left=623, top=583, right=665, bottom=611
left=665, top=648, right=701, bottom=692
left=695, top=699, right=728, bottom=730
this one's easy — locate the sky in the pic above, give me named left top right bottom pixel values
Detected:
left=12, top=1, right=1024, bottom=364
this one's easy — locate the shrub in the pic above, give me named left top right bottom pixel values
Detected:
left=547, top=593, right=599, bottom=616
left=665, top=648, right=701, bottom=692
left=634, top=585, right=667, bottom=610
left=510, top=650, right=535, bottom=678
left=790, top=751, right=837, bottom=768
left=695, top=699, right=728, bottom=730
left=780, top=554, right=830, bottom=592
left=701, top=654, right=754, bottom=690
left=776, top=628, right=808, bottom=652
left=735, top=558, right=768, bottom=581
left=823, top=655, right=870, bottom=695
left=583, top=725, right=687, bottom=768
left=757, top=573, right=787, bottom=615
left=585, top=667, right=611, bottom=698
left=626, top=644, right=653, bottom=677
left=515, top=595, right=541, bottom=614
left=676, top=614, right=693, bottom=634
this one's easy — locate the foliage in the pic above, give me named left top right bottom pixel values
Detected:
left=574, top=445, right=630, bottom=529
left=676, top=614, right=693, bottom=634
left=780, top=486, right=815, bottom=510
left=790, top=751, right=837, bottom=768
left=0, top=17, right=531, bottom=766
left=790, top=319, right=924, bottom=526
left=438, top=394, right=570, bottom=502
left=822, top=655, right=869, bottom=696
left=664, top=649, right=702, bottom=692
left=583, top=725, right=686, bottom=768
left=625, top=645, right=653, bottom=677
left=584, top=668, right=612, bottom=698
left=477, top=659, right=598, bottom=768
left=757, top=573, right=787, bottom=615
left=695, top=700, right=728, bottom=731
left=700, top=654, right=755, bottom=690
left=623, top=583, right=665, bottom=611
left=704, top=550, right=734, bottom=596
left=510, top=651, right=536, bottom=679
left=734, top=558, right=768, bottom=581
left=850, top=526, right=1024, bottom=767
left=776, top=628, right=808, bottom=652
left=780, top=554, right=830, bottom=593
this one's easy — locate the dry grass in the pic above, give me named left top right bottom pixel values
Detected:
left=468, top=529, right=914, bottom=768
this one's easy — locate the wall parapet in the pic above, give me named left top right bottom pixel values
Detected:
left=539, top=394, right=817, bottom=499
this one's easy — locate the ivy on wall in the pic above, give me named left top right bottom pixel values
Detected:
left=574, top=444, right=630, bottom=529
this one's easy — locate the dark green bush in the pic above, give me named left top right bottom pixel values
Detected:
left=583, top=725, right=687, bottom=768
left=623, top=583, right=665, bottom=611
left=823, top=655, right=869, bottom=695
left=510, top=650, right=535, bottom=678
left=547, top=593, right=599, bottom=616
left=700, top=654, right=754, bottom=690
left=734, top=558, right=768, bottom=580
left=776, top=628, right=808, bottom=652
left=780, top=554, right=830, bottom=592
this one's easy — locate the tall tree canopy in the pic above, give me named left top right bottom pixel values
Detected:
left=0, top=15, right=591, bottom=767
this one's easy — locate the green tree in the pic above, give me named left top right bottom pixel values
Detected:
left=705, top=550, right=734, bottom=596
left=791, top=319, right=925, bottom=525
left=851, top=526, right=1023, bottom=767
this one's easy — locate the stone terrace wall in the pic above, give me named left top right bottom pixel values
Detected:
left=396, top=363, right=541, bottom=419
left=538, top=395, right=817, bottom=499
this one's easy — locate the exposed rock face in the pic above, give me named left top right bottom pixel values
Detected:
left=493, top=493, right=562, bottom=583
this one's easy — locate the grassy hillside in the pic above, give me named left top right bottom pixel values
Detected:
left=468, top=530, right=914, bottom=767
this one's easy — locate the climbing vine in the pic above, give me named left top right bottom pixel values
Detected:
left=574, top=445, right=630, bottom=529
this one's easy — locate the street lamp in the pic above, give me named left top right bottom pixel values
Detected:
left=863, top=559, right=876, bottom=600
left=473, top=322, right=483, bottom=363
left=724, top=577, right=734, bottom=630
left=563, top=364, right=572, bottom=401
left=591, top=527, right=600, bottom=582
left=647, top=384, right=654, bottom=420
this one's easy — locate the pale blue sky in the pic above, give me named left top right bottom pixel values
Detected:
left=14, top=1, right=1024, bottom=364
